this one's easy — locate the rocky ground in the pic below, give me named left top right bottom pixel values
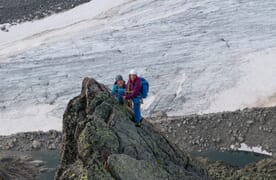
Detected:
left=149, top=107, right=276, bottom=155
left=195, top=156, right=276, bottom=179
left=0, top=130, right=61, bottom=151
left=0, top=151, right=48, bottom=180
left=0, top=0, right=91, bottom=31
left=0, top=130, right=61, bottom=179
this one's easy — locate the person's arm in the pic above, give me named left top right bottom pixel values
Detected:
left=125, top=78, right=141, bottom=99
left=111, top=85, right=117, bottom=95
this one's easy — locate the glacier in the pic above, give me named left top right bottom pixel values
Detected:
left=1, top=0, right=276, bottom=135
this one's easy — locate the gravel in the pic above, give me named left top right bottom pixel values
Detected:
left=151, top=106, right=276, bottom=156
left=0, top=130, right=61, bottom=151
left=0, top=0, right=91, bottom=25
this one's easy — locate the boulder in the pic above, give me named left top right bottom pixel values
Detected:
left=196, top=156, right=276, bottom=179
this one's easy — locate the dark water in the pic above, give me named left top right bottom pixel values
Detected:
left=192, top=150, right=270, bottom=167
left=34, top=150, right=269, bottom=179
left=0, top=150, right=269, bottom=179
left=0, top=150, right=59, bottom=179
left=30, top=150, right=59, bottom=180
left=10, top=150, right=60, bottom=179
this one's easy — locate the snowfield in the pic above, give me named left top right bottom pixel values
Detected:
left=1, top=0, right=276, bottom=135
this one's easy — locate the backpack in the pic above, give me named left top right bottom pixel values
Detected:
left=139, top=77, right=149, bottom=98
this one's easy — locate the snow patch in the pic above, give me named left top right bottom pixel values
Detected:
left=141, top=95, right=155, bottom=110
left=175, top=73, right=187, bottom=96
left=206, top=48, right=276, bottom=113
left=230, top=143, right=272, bottom=156
left=0, top=104, right=61, bottom=135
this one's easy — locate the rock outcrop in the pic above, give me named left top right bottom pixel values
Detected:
left=55, top=77, right=209, bottom=179
left=196, top=156, right=276, bottom=179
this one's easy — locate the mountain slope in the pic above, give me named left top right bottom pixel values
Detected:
left=1, top=0, right=276, bottom=134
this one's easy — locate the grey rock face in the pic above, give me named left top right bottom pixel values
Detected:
left=55, top=77, right=209, bottom=179
left=31, top=140, right=41, bottom=149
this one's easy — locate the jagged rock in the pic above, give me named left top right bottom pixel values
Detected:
left=107, top=154, right=170, bottom=179
left=6, top=138, right=16, bottom=149
left=48, top=143, right=57, bottom=150
left=237, top=135, right=245, bottom=143
left=168, top=126, right=172, bottom=133
left=212, top=137, right=221, bottom=144
left=0, top=25, right=8, bottom=32
left=196, top=156, right=276, bottom=179
left=31, top=140, right=41, bottom=149
left=55, top=77, right=209, bottom=179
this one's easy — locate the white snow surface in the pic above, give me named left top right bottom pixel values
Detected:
left=206, top=48, right=276, bottom=113
left=231, top=143, right=272, bottom=156
left=0, top=0, right=130, bottom=60
left=1, top=0, right=276, bottom=135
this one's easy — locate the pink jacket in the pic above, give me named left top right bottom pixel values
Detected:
left=125, top=77, right=141, bottom=99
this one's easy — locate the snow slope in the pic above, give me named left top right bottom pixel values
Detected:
left=0, top=0, right=130, bottom=61
left=1, top=0, right=276, bottom=135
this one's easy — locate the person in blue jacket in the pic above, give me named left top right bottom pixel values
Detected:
left=111, top=75, right=126, bottom=104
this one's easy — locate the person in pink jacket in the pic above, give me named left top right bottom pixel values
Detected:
left=123, top=69, right=142, bottom=127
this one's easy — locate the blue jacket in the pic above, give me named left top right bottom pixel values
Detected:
left=112, top=83, right=125, bottom=96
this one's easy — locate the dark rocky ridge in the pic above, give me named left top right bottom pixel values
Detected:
left=0, top=0, right=91, bottom=25
left=55, top=77, right=209, bottom=179
left=150, top=107, right=276, bottom=155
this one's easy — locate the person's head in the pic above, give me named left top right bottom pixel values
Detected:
left=129, top=69, right=138, bottom=81
left=115, top=75, right=124, bottom=87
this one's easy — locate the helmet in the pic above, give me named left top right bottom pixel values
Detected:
left=129, top=69, right=138, bottom=75
left=115, top=75, right=123, bottom=81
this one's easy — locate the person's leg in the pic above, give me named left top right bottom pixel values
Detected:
left=133, top=97, right=141, bottom=123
